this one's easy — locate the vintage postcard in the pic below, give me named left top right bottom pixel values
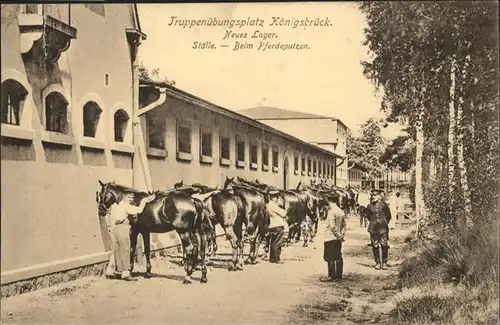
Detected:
left=1, top=2, right=498, bottom=325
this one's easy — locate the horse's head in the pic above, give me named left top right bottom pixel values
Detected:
left=174, top=180, right=184, bottom=189
left=223, top=176, right=235, bottom=189
left=97, top=180, right=119, bottom=217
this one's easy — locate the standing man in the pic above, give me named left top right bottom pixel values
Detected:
left=388, top=191, right=401, bottom=230
left=106, top=192, right=155, bottom=281
left=365, top=189, right=392, bottom=270
left=265, top=190, right=287, bottom=264
left=320, top=199, right=347, bottom=282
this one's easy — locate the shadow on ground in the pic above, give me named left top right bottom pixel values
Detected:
left=284, top=272, right=399, bottom=324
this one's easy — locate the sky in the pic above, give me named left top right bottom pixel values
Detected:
left=137, top=3, right=403, bottom=138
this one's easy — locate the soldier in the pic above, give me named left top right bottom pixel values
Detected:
left=365, top=189, right=392, bottom=270
left=320, top=199, right=347, bottom=282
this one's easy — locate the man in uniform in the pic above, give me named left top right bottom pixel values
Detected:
left=365, top=189, right=392, bottom=270
left=320, top=199, right=347, bottom=282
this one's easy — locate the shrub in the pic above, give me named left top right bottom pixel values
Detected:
left=392, top=215, right=499, bottom=324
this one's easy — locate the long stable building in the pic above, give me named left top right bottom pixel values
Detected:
left=1, top=3, right=343, bottom=291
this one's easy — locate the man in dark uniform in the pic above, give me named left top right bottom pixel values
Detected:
left=365, top=189, right=392, bottom=270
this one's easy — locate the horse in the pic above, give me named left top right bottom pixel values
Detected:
left=222, top=176, right=269, bottom=267
left=97, top=181, right=209, bottom=284
left=240, top=177, right=309, bottom=247
left=293, top=181, right=323, bottom=245
left=171, top=181, right=220, bottom=263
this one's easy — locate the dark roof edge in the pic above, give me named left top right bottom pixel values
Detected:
left=139, top=79, right=343, bottom=159
left=255, top=117, right=335, bottom=121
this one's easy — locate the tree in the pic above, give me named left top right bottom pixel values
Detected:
left=138, top=62, right=176, bottom=86
left=379, top=133, right=415, bottom=172
left=347, top=118, right=387, bottom=180
left=360, top=1, right=499, bottom=234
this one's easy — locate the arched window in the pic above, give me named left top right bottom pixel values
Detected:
left=114, top=109, right=129, bottom=142
left=45, top=91, right=68, bottom=133
left=1, top=79, right=28, bottom=126
left=83, top=101, right=102, bottom=138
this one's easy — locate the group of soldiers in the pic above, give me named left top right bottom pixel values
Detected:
left=321, top=187, right=395, bottom=282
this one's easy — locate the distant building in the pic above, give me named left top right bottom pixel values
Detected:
left=239, top=106, right=349, bottom=186
left=348, top=162, right=364, bottom=188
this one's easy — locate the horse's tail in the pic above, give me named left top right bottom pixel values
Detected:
left=193, top=199, right=206, bottom=230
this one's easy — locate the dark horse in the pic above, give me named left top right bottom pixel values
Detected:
left=97, top=181, right=210, bottom=284
left=238, top=177, right=309, bottom=247
left=208, top=176, right=269, bottom=271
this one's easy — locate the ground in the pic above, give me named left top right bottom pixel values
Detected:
left=1, top=217, right=413, bottom=325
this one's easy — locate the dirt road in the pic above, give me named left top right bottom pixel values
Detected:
left=1, top=217, right=413, bottom=325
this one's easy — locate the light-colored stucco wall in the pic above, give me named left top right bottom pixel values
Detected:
left=256, top=118, right=349, bottom=187
left=1, top=4, right=137, bottom=277
left=140, top=92, right=338, bottom=192
left=258, top=119, right=338, bottom=147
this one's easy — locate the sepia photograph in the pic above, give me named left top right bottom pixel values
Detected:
left=0, top=2, right=498, bottom=324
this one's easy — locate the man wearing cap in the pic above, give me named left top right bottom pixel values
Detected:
left=365, top=189, right=392, bottom=270
left=265, top=190, right=287, bottom=264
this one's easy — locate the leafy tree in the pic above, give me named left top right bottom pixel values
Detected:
left=138, top=62, right=176, bottom=86
left=360, top=1, right=499, bottom=234
left=379, top=133, right=415, bottom=172
left=347, top=117, right=387, bottom=179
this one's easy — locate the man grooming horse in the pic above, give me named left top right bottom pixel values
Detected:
left=105, top=192, right=155, bottom=281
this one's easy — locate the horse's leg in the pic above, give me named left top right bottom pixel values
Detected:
left=224, top=226, right=239, bottom=271
left=295, top=225, right=301, bottom=242
left=245, top=224, right=258, bottom=265
left=129, top=227, right=138, bottom=275
left=143, top=232, right=152, bottom=278
left=178, top=231, right=195, bottom=284
left=234, top=222, right=244, bottom=271
left=198, top=229, right=208, bottom=283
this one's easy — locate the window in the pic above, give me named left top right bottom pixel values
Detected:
left=250, top=143, right=258, bottom=165
left=307, top=158, right=311, bottom=174
left=272, top=146, right=278, bottom=168
left=318, top=161, right=322, bottom=177
left=114, top=109, right=129, bottom=142
left=147, top=113, right=166, bottom=149
left=20, top=4, right=42, bottom=14
left=84, top=4, right=105, bottom=16
left=83, top=101, right=102, bottom=138
left=1, top=79, right=27, bottom=126
left=323, top=162, right=326, bottom=178
left=262, top=143, right=269, bottom=167
left=45, top=92, right=68, bottom=133
left=177, top=122, right=192, bottom=154
left=220, top=136, right=230, bottom=160
left=236, top=136, right=245, bottom=162
left=294, top=155, right=299, bottom=172
left=331, top=165, right=335, bottom=179
left=313, top=160, right=317, bottom=175
left=301, top=157, right=306, bottom=172
left=200, top=130, right=213, bottom=157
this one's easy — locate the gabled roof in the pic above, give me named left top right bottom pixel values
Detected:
left=238, top=106, right=335, bottom=120
left=139, top=79, right=343, bottom=159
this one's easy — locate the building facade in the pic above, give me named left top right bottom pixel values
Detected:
left=1, top=3, right=145, bottom=286
left=348, top=163, right=364, bottom=188
left=139, top=80, right=341, bottom=192
left=239, top=106, right=349, bottom=187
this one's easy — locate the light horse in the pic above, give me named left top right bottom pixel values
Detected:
left=97, top=181, right=209, bottom=284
